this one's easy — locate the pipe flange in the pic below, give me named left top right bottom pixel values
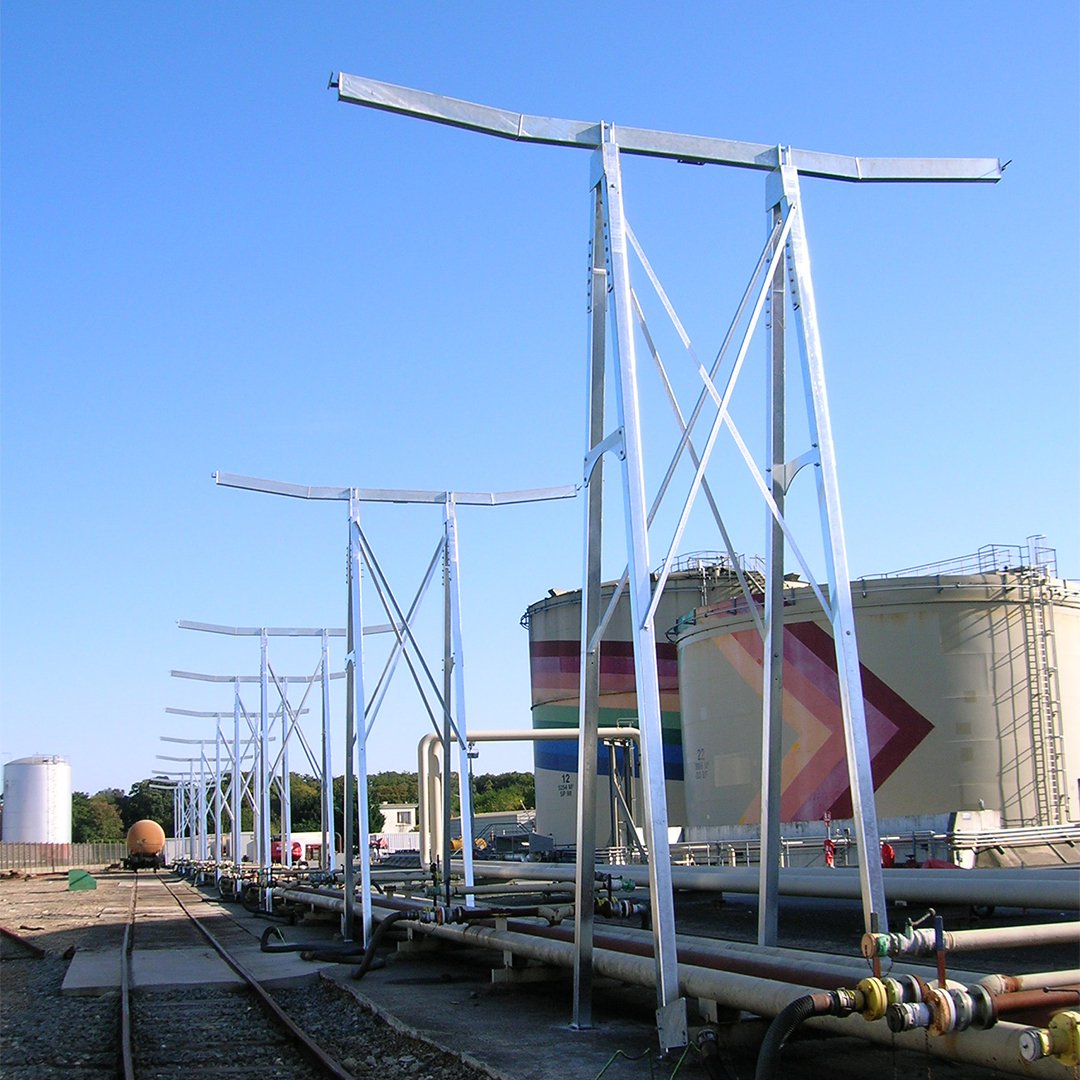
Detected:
left=949, top=989, right=973, bottom=1032
left=967, top=984, right=996, bottom=1030
left=927, top=987, right=957, bottom=1036
left=857, top=977, right=888, bottom=1022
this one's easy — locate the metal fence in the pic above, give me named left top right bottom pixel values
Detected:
left=0, top=842, right=128, bottom=872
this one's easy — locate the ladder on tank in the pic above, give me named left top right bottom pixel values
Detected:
left=1022, top=539, right=1068, bottom=826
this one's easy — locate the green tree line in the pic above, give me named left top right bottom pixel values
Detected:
left=71, top=770, right=535, bottom=842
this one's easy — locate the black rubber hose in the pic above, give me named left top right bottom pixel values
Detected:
left=755, top=992, right=837, bottom=1080
left=259, top=925, right=366, bottom=957
left=351, top=910, right=412, bottom=980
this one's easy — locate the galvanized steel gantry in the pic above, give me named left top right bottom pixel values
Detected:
left=328, top=69, right=1005, bottom=1052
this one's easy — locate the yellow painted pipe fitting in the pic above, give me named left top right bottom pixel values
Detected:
left=1049, top=1010, right=1080, bottom=1066
left=856, top=977, right=889, bottom=1022
left=1019, top=1011, right=1080, bottom=1065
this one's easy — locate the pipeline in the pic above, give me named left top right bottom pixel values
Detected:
left=279, top=882, right=1054, bottom=997
left=864, top=920, right=1079, bottom=959
left=572, top=921, right=995, bottom=986
left=980, top=970, right=1080, bottom=994
left=494, top=918, right=997, bottom=992
left=274, top=885, right=1073, bottom=1074
left=457, top=859, right=1080, bottom=909
left=387, top=908, right=1065, bottom=1076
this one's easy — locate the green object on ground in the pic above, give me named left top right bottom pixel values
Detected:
left=67, top=869, right=96, bottom=891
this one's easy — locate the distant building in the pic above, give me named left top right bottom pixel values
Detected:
left=380, top=802, right=417, bottom=834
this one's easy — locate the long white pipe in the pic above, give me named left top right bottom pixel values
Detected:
left=585, top=922, right=996, bottom=986
left=418, top=727, right=640, bottom=866
left=461, top=860, right=1080, bottom=909
left=876, top=921, right=1079, bottom=957
left=464, top=727, right=640, bottom=742
left=980, top=970, right=1080, bottom=993
left=279, top=885, right=1065, bottom=993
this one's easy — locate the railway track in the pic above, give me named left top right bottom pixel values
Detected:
left=120, top=874, right=357, bottom=1080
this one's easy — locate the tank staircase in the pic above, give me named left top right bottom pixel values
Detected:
left=1022, top=538, right=1069, bottom=826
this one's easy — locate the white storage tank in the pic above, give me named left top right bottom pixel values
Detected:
left=2, top=756, right=73, bottom=844
left=676, top=564, right=1078, bottom=835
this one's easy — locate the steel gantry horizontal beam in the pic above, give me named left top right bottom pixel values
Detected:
left=333, top=72, right=1003, bottom=183
left=171, top=669, right=343, bottom=683
left=213, top=471, right=577, bottom=506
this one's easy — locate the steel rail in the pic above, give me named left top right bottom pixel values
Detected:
left=158, top=876, right=358, bottom=1080
left=0, top=925, right=48, bottom=958
left=120, top=877, right=137, bottom=1080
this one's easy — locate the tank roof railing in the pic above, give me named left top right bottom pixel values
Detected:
left=870, top=540, right=1058, bottom=581
left=654, top=550, right=767, bottom=578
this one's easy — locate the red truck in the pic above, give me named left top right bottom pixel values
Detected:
left=270, top=837, right=303, bottom=863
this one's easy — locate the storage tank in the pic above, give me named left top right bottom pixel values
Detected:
left=525, top=555, right=763, bottom=846
left=2, top=756, right=73, bottom=843
left=676, top=564, right=1078, bottom=836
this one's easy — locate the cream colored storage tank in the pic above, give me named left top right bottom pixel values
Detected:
left=525, top=556, right=763, bottom=846
left=676, top=567, right=1078, bottom=835
left=2, top=755, right=73, bottom=844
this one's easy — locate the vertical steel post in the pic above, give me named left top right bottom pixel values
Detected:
left=214, top=724, right=223, bottom=876
left=759, top=181, right=786, bottom=947
left=597, top=133, right=687, bottom=1051
left=343, top=499, right=358, bottom=939
left=441, top=528, right=453, bottom=906
left=187, top=762, right=195, bottom=861
left=774, top=162, right=888, bottom=934
left=259, top=628, right=271, bottom=906
left=198, top=753, right=207, bottom=861
left=573, top=175, right=608, bottom=1030
left=444, top=495, right=476, bottom=906
left=232, top=679, right=242, bottom=883
left=281, top=676, right=292, bottom=868
left=346, top=493, right=373, bottom=944
left=321, top=629, right=334, bottom=871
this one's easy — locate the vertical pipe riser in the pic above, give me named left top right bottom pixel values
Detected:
left=445, top=498, right=476, bottom=905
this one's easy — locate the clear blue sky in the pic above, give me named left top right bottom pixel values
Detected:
left=2, top=4, right=1077, bottom=797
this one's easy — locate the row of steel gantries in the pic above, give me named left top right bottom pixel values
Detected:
left=158, top=486, right=579, bottom=929
left=155, top=636, right=334, bottom=882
